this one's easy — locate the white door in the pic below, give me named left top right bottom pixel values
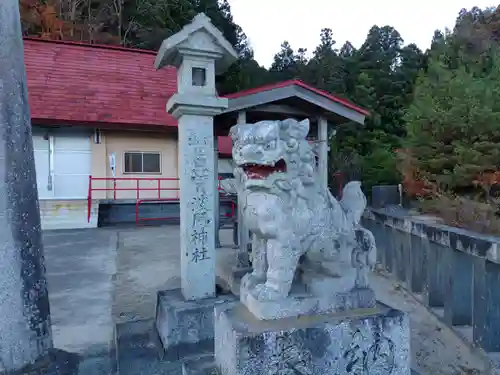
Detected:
left=53, top=134, right=91, bottom=199
left=33, top=135, right=53, bottom=198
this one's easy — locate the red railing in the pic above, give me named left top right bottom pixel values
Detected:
left=87, top=176, right=235, bottom=225
left=134, top=195, right=235, bottom=226
left=87, top=176, right=180, bottom=223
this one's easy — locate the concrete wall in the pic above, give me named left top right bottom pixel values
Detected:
left=363, top=208, right=500, bottom=369
left=39, top=199, right=98, bottom=230
left=91, top=130, right=179, bottom=200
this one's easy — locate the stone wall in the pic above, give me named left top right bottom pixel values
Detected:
left=363, top=207, right=500, bottom=367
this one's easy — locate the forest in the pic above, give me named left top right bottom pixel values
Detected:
left=19, top=0, right=500, bottom=233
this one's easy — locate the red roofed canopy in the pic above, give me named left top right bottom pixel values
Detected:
left=223, top=79, right=369, bottom=123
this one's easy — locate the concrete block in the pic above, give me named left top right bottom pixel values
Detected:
left=155, top=289, right=237, bottom=355
left=215, top=302, right=411, bottom=375
left=444, top=248, right=473, bottom=326
left=392, top=228, right=408, bottom=283
left=4, top=349, right=80, bottom=375
left=473, top=259, right=500, bottom=352
left=423, top=241, right=446, bottom=308
left=407, top=233, right=426, bottom=293
left=384, top=226, right=395, bottom=274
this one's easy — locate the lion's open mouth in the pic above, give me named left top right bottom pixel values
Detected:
left=242, top=159, right=286, bottom=179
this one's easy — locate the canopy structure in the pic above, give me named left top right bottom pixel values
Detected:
left=215, top=79, right=369, bottom=137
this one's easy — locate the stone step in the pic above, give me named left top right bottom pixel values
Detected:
left=114, top=318, right=220, bottom=375
left=182, top=354, right=218, bottom=375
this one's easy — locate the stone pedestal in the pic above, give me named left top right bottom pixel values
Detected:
left=240, top=282, right=376, bottom=320
left=4, top=349, right=80, bottom=375
left=155, top=289, right=237, bottom=358
left=215, top=303, right=411, bottom=375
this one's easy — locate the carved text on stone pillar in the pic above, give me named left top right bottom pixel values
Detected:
left=187, top=132, right=212, bottom=263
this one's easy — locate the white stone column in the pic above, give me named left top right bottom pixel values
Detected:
left=318, top=116, right=329, bottom=192
left=178, top=114, right=217, bottom=300
left=214, top=136, right=221, bottom=248
left=236, top=111, right=250, bottom=264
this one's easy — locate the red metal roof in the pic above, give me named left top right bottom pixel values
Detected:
left=23, top=38, right=367, bottom=157
left=24, top=38, right=234, bottom=155
left=24, top=37, right=178, bottom=128
left=223, top=79, right=370, bottom=116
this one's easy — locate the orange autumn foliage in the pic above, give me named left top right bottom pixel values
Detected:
left=395, top=149, right=436, bottom=199
left=19, top=0, right=120, bottom=44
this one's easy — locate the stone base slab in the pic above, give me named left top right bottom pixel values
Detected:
left=155, top=289, right=237, bottom=355
left=215, top=302, right=410, bottom=375
left=1, top=349, right=80, bottom=375
left=240, top=281, right=376, bottom=320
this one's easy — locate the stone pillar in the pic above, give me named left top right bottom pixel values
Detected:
left=236, top=110, right=250, bottom=266
left=178, top=114, right=218, bottom=300
left=0, top=0, right=54, bottom=371
left=214, top=137, right=221, bottom=248
left=317, top=116, right=329, bottom=191
left=155, top=14, right=238, bottom=301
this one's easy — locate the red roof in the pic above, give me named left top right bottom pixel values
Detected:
left=224, top=79, right=370, bottom=116
left=24, top=37, right=178, bottom=128
left=23, top=38, right=367, bottom=157
left=23, top=38, right=235, bottom=154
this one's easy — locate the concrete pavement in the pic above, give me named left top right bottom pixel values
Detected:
left=42, top=226, right=490, bottom=374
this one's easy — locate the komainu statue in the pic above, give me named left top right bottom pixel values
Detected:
left=230, top=118, right=376, bottom=301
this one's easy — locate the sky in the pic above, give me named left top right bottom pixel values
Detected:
left=229, top=0, right=498, bottom=68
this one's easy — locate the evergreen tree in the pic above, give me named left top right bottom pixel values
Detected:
left=405, top=52, right=500, bottom=194
left=269, top=41, right=308, bottom=81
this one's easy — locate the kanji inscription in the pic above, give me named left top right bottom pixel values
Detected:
left=187, top=131, right=212, bottom=263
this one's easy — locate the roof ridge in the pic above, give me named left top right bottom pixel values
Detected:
left=223, top=79, right=370, bottom=116
left=23, top=37, right=156, bottom=55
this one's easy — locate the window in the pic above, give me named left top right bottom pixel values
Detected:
left=124, top=152, right=161, bottom=174
left=192, top=67, right=206, bottom=86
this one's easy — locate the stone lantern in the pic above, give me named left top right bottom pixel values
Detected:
left=154, top=13, right=238, bottom=355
